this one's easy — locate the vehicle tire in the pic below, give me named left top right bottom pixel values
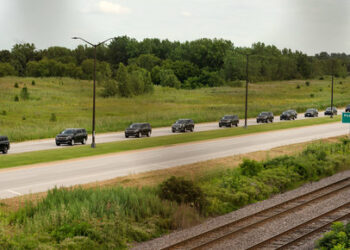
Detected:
left=172, top=129, right=175, bottom=133
left=137, top=132, right=141, bottom=138
left=56, top=142, right=60, bottom=146
left=3, top=147, right=8, bottom=154
left=190, top=126, right=194, bottom=132
left=82, top=138, right=86, bottom=145
left=235, top=123, right=238, bottom=127
left=147, top=131, right=151, bottom=137
left=70, top=139, right=74, bottom=146
left=219, top=124, right=222, bottom=128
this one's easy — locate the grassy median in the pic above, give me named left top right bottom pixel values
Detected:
left=0, top=116, right=342, bottom=169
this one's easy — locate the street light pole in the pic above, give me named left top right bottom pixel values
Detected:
left=245, top=54, right=249, bottom=128
left=72, top=37, right=114, bottom=148
left=331, top=73, right=334, bottom=119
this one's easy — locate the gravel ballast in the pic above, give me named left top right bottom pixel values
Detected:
left=132, top=170, right=350, bottom=250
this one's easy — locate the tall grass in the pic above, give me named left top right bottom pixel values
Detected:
left=0, top=76, right=349, bottom=141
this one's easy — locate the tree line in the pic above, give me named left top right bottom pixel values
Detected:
left=0, top=37, right=348, bottom=97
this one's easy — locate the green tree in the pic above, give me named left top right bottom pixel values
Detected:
left=11, top=43, right=36, bottom=76
left=0, top=63, right=16, bottom=77
left=159, top=69, right=181, bottom=89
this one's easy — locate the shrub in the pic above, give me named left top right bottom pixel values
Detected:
left=159, top=176, right=207, bottom=212
left=240, top=159, right=263, bottom=176
left=14, top=95, right=19, bottom=102
left=319, top=76, right=324, bottom=80
left=1, top=110, right=6, bottom=116
left=31, top=80, right=35, bottom=86
left=50, top=113, right=57, bottom=122
left=305, top=81, right=310, bottom=86
left=20, top=86, right=30, bottom=100
left=296, top=84, right=300, bottom=89
left=14, top=82, right=19, bottom=88
left=22, top=115, right=26, bottom=120
left=339, top=81, right=343, bottom=85
left=319, top=88, right=323, bottom=92
left=310, top=93, right=314, bottom=98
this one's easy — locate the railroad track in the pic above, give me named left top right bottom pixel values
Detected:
left=161, top=176, right=350, bottom=250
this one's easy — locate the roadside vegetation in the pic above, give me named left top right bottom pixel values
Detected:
left=0, top=115, right=341, bottom=169
left=0, top=76, right=348, bottom=142
left=316, top=221, right=350, bottom=249
left=0, top=139, right=349, bottom=249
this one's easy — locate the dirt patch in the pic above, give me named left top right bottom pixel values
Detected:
left=1, top=136, right=344, bottom=212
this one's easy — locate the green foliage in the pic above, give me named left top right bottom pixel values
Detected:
left=316, top=222, right=350, bottom=249
left=14, top=95, right=19, bottom=102
left=31, top=80, right=35, bottom=86
left=0, top=62, right=16, bottom=77
left=6, top=186, right=175, bottom=248
left=240, top=159, right=263, bottom=176
left=50, top=113, right=57, bottom=122
left=305, top=81, right=310, bottom=86
left=1, top=110, right=6, bottom=116
left=20, top=86, right=29, bottom=100
left=296, top=84, right=301, bottom=89
left=14, top=82, right=19, bottom=88
left=158, top=69, right=181, bottom=89
left=310, top=93, right=315, bottom=98
left=159, top=176, right=207, bottom=212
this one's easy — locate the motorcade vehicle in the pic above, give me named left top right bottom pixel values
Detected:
left=172, top=119, right=194, bottom=132
left=55, top=128, right=88, bottom=146
left=304, top=108, right=318, bottom=117
left=256, top=112, right=274, bottom=123
left=125, top=123, right=152, bottom=138
left=219, top=115, right=239, bottom=127
left=0, top=136, right=10, bottom=154
left=345, top=105, right=350, bottom=112
left=324, top=107, right=338, bottom=116
left=280, top=110, right=297, bottom=120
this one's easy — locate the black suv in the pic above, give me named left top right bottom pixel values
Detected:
left=280, top=110, right=297, bottom=120
left=219, top=115, right=239, bottom=127
left=56, top=128, right=88, bottom=146
left=172, top=119, right=194, bottom=133
left=125, top=123, right=152, bottom=138
left=257, top=112, right=274, bottom=123
left=345, top=105, right=350, bottom=112
left=304, top=108, right=318, bottom=117
left=324, top=107, right=338, bottom=116
left=0, top=136, right=10, bottom=154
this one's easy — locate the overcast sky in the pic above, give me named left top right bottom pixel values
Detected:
left=0, top=0, right=349, bottom=55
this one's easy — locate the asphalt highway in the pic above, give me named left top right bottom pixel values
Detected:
left=7, top=109, right=345, bottom=154
left=0, top=121, right=349, bottom=199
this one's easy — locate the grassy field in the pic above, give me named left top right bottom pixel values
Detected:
left=0, top=115, right=341, bottom=169
left=0, top=139, right=349, bottom=249
left=0, top=76, right=349, bottom=142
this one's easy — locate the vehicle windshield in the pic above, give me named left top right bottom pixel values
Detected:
left=260, top=112, right=269, bottom=116
left=129, top=124, right=142, bottom=129
left=61, top=129, right=75, bottom=135
left=223, top=116, right=233, bottom=119
left=282, top=111, right=289, bottom=115
left=326, top=107, right=335, bottom=111
left=176, top=120, right=186, bottom=124
left=287, top=110, right=295, bottom=113
left=306, top=109, right=314, bottom=112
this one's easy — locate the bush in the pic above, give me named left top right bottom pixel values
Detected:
left=1, top=110, right=6, bottom=116
left=159, top=176, right=207, bottom=212
left=14, top=95, right=19, bottom=102
left=22, top=115, right=26, bottom=120
left=31, top=80, right=35, bottom=86
left=50, top=113, right=57, bottom=122
left=296, top=84, right=300, bottom=89
left=305, top=81, right=310, bottom=86
left=20, top=86, right=30, bottom=100
left=319, top=77, right=324, bottom=80
left=240, top=159, right=263, bottom=176
left=310, top=93, right=314, bottom=98
left=14, top=82, right=19, bottom=88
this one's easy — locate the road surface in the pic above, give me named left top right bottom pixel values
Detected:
left=0, top=121, right=348, bottom=199
left=7, top=109, right=344, bottom=154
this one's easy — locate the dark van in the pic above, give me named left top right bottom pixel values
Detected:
left=0, top=136, right=10, bottom=154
